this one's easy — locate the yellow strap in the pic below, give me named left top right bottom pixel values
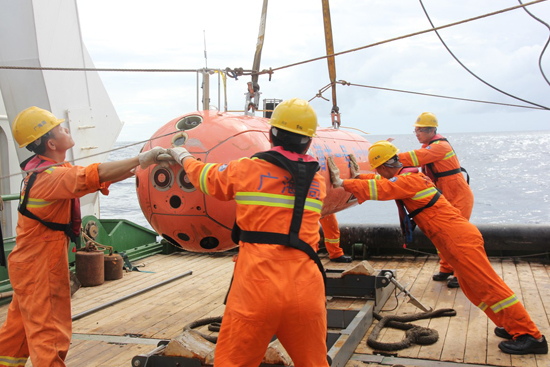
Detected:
left=0, top=356, right=28, bottom=367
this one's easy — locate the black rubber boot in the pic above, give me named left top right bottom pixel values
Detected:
left=494, top=327, right=513, bottom=340
left=432, top=271, right=453, bottom=281
left=447, top=277, right=460, bottom=288
left=498, top=335, right=548, bottom=355
left=331, top=255, right=352, bottom=263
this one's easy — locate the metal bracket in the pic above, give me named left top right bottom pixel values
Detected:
left=326, top=269, right=397, bottom=300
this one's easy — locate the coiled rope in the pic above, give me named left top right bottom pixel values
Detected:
left=183, top=316, right=223, bottom=344
left=367, top=308, right=457, bottom=351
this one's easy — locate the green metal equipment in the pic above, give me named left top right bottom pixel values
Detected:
left=1, top=210, right=170, bottom=299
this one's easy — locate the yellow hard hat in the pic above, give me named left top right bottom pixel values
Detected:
left=269, top=98, right=317, bottom=137
left=12, top=106, right=65, bottom=148
left=368, top=140, right=399, bottom=169
left=413, top=112, right=438, bottom=128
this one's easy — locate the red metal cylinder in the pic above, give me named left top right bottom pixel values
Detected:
left=104, top=254, right=123, bottom=281
left=75, top=250, right=104, bottom=287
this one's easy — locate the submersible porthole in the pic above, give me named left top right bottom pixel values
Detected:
left=177, top=168, right=196, bottom=192
left=169, top=195, right=182, bottom=209
left=178, top=233, right=190, bottom=241
left=151, top=166, right=174, bottom=191
left=175, top=115, right=203, bottom=131
left=200, top=237, right=219, bottom=250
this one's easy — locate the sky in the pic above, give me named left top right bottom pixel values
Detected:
left=76, top=0, right=550, bottom=142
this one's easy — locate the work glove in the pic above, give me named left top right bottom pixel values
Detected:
left=138, top=146, right=168, bottom=169
left=349, top=154, right=360, bottom=178
left=167, top=147, right=195, bottom=166
left=327, top=156, right=344, bottom=188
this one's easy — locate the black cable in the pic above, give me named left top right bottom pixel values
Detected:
left=332, top=80, right=546, bottom=110
left=380, top=287, right=400, bottom=312
left=418, top=0, right=550, bottom=110
left=518, top=0, right=550, bottom=86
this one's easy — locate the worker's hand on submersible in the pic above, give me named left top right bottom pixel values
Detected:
left=327, top=156, right=344, bottom=188
left=138, top=146, right=168, bottom=169
left=167, top=147, right=195, bottom=166
left=349, top=154, right=361, bottom=178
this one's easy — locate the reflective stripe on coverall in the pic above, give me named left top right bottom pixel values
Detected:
left=342, top=171, right=541, bottom=339
left=319, top=213, right=344, bottom=259
left=184, top=151, right=329, bottom=367
left=0, top=156, right=109, bottom=367
left=398, top=134, right=474, bottom=274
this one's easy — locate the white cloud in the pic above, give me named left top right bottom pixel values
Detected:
left=76, top=0, right=550, bottom=140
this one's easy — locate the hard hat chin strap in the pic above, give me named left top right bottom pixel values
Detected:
left=26, top=137, right=42, bottom=153
left=25, top=131, right=52, bottom=154
left=271, top=127, right=310, bottom=145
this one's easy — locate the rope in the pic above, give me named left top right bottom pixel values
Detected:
left=338, top=125, right=371, bottom=136
left=311, top=80, right=547, bottom=111
left=418, top=0, right=550, bottom=110
left=183, top=316, right=223, bottom=344
left=0, top=1, right=545, bottom=85
left=268, top=0, right=547, bottom=75
left=0, top=129, right=182, bottom=181
left=0, top=65, right=244, bottom=74
left=518, top=0, right=550, bottom=87
left=80, top=231, right=113, bottom=255
left=367, top=308, right=456, bottom=351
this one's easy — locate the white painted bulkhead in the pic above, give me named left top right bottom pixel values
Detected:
left=0, top=0, right=125, bottom=238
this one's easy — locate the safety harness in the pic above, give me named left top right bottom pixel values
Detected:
left=423, top=137, right=470, bottom=184
left=18, top=155, right=81, bottom=243
left=395, top=168, right=441, bottom=246
left=231, top=148, right=326, bottom=286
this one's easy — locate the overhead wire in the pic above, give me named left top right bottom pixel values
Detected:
left=0, top=1, right=547, bottom=113
left=0, top=130, right=182, bottom=181
left=0, top=1, right=546, bottom=81
left=518, top=0, right=550, bottom=87
left=0, top=1, right=547, bottom=178
left=266, top=0, right=547, bottom=74
left=417, top=0, right=550, bottom=110
left=311, top=80, right=547, bottom=110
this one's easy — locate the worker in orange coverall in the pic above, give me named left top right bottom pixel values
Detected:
left=327, top=140, right=547, bottom=355
left=398, top=112, right=473, bottom=289
left=0, top=107, right=167, bottom=367
left=320, top=213, right=351, bottom=262
left=167, top=98, right=330, bottom=367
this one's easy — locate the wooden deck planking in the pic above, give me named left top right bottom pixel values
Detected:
left=384, top=256, right=440, bottom=359
left=463, top=300, right=489, bottom=365
left=486, top=258, right=512, bottom=366
left=515, top=261, right=549, bottom=367
left=74, top=253, right=234, bottom=337
left=502, top=259, right=529, bottom=367
left=532, top=262, right=550, bottom=367
left=439, top=281, right=470, bottom=363
left=1, top=253, right=549, bottom=366
left=384, top=256, right=432, bottom=342
left=416, top=275, right=458, bottom=362
left=69, top=252, right=200, bottom=311
left=352, top=256, right=432, bottom=356
left=71, top=253, right=220, bottom=328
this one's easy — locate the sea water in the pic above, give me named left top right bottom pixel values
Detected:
left=102, top=130, right=550, bottom=230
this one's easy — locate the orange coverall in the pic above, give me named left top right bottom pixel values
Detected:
left=183, top=151, right=329, bottom=367
left=0, top=157, right=109, bottom=367
left=319, top=213, right=344, bottom=259
left=398, top=134, right=474, bottom=274
left=342, top=170, right=541, bottom=339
